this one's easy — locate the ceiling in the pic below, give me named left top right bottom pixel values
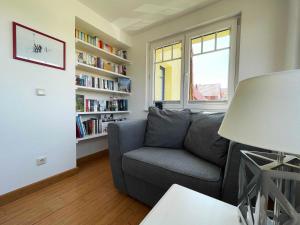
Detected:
left=78, top=0, right=220, bottom=34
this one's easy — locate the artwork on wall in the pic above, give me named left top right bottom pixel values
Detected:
left=13, top=22, right=66, bottom=70
left=118, top=78, right=131, bottom=92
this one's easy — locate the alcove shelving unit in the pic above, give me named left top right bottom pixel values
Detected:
left=75, top=17, right=132, bottom=146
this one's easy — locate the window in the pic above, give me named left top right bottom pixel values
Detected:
left=149, top=17, right=238, bottom=110
left=154, top=43, right=182, bottom=101
left=190, top=29, right=230, bottom=101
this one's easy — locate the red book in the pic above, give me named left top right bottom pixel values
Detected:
left=99, top=40, right=103, bottom=49
left=76, top=124, right=80, bottom=138
left=85, top=99, right=89, bottom=112
left=88, top=120, right=93, bottom=134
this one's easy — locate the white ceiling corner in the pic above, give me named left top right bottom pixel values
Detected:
left=134, top=4, right=166, bottom=14
left=78, top=0, right=221, bottom=34
left=112, top=17, right=141, bottom=29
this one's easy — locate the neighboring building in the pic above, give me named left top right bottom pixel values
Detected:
left=192, top=83, right=228, bottom=101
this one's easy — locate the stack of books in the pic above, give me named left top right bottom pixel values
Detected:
left=85, top=99, right=105, bottom=112
left=76, top=50, right=127, bottom=75
left=75, top=29, right=127, bottom=59
left=106, top=99, right=128, bottom=111
left=75, top=29, right=99, bottom=46
left=76, top=116, right=103, bottom=138
left=76, top=74, right=119, bottom=91
left=76, top=94, right=129, bottom=112
left=76, top=114, right=127, bottom=138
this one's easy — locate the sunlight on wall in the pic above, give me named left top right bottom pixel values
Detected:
left=154, top=43, right=182, bottom=101
left=154, top=60, right=181, bottom=101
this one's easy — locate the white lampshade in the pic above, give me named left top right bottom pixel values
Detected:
left=218, top=70, right=300, bottom=155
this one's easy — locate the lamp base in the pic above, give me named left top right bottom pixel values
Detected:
left=238, top=151, right=300, bottom=225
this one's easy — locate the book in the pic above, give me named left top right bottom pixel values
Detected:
left=76, top=116, right=86, bottom=138
left=76, top=51, right=85, bottom=64
left=117, top=99, right=128, bottom=111
left=76, top=94, right=84, bottom=112
left=85, top=99, right=89, bottom=112
left=99, top=40, right=103, bottom=49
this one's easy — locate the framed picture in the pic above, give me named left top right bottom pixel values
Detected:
left=13, top=22, right=66, bottom=70
left=118, top=77, right=131, bottom=93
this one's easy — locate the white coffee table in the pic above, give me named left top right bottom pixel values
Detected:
left=140, top=184, right=242, bottom=225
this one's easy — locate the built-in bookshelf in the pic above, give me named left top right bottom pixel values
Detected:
left=75, top=19, right=131, bottom=143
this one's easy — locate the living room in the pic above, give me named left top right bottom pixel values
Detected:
left=0, top=0, right=300, bottom=224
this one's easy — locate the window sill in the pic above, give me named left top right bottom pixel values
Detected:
left=144, top=107, right=226, bottom=113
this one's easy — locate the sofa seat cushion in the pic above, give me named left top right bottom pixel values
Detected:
left=122, top=147, right=222, bottom=198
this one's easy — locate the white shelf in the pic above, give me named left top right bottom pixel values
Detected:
left=77, top=133, right=107, bottom=143
left=76, top=62, right=131, bottom=79
left=76, top=39, right=131, bottom=65
left=75, top=17, right=130, bottom=49
left=75, top=85, right=131, bottom=95
left=76, top=111, right=130, bottom=115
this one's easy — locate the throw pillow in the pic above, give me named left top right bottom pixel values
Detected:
left=144, top=107, right=191, bottom=149
left=184, top=113, right=229, bottom=167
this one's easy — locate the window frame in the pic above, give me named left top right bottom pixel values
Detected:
left=149, top=34, right=185, bottom=109
left=184, top=18, right=238, bottom=111
left=147, top=17, right=239, bottom=111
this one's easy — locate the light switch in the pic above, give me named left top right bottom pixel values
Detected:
left=36, top=88, right=46, bottom=96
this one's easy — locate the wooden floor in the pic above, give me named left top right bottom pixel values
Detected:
left=0, top=155, right=150, bottom=225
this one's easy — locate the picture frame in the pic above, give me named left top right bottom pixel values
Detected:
left=13, top=22, right=66, bottom=70
left=118, top=77, right=131, bottom=93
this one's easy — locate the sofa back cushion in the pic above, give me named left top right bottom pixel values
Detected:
left=184, top=113, right=229, bottom=167
left=144, top=107, right=191, bottom=149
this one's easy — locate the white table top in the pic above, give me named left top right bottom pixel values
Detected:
left=140, top=184, right=241, bottom=225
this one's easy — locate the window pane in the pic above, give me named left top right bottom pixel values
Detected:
left=155, top=48, right=162, bottom=62
left=202, top=33, right=215, bottom=52
left=217, top=30, right=230, bottom=49
left=190, top=49, right=229, bottom=101
left=192, top=37, right=202, bottom=55
left=154, top=59, right=181, bottom=101
left=173, top=43, right=182, bottom=59
left=163, top=46, right=172, bottom=61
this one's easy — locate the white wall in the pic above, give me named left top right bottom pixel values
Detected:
left=0, top=0, right=131, bottom=195
left=128, top=0, right=294, bottom=119
left=285, top=0, right=300, bottom=69
left=0, top=0, right=76, bottom=195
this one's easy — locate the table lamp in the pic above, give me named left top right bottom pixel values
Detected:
left=218, top=70, right=300, bottom=225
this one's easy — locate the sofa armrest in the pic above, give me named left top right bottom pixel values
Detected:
left=221, top=142, right=270, bottom=205
left=108, top=119, right=147, bottom=192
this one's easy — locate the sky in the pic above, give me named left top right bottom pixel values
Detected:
left=192, top=49, right=229, bottom=88
left=192, top=34, right=230, bottom=89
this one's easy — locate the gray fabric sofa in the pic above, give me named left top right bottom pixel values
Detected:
left=108, top=119, right=267, bottom=206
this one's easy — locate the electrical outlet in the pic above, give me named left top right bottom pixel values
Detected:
left=36, top=88, right=46, bottom=96
left=36, top=156, right=47, bottom=166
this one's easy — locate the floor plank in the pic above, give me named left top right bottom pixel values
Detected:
left=0, top=156, right=150, bottom=225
